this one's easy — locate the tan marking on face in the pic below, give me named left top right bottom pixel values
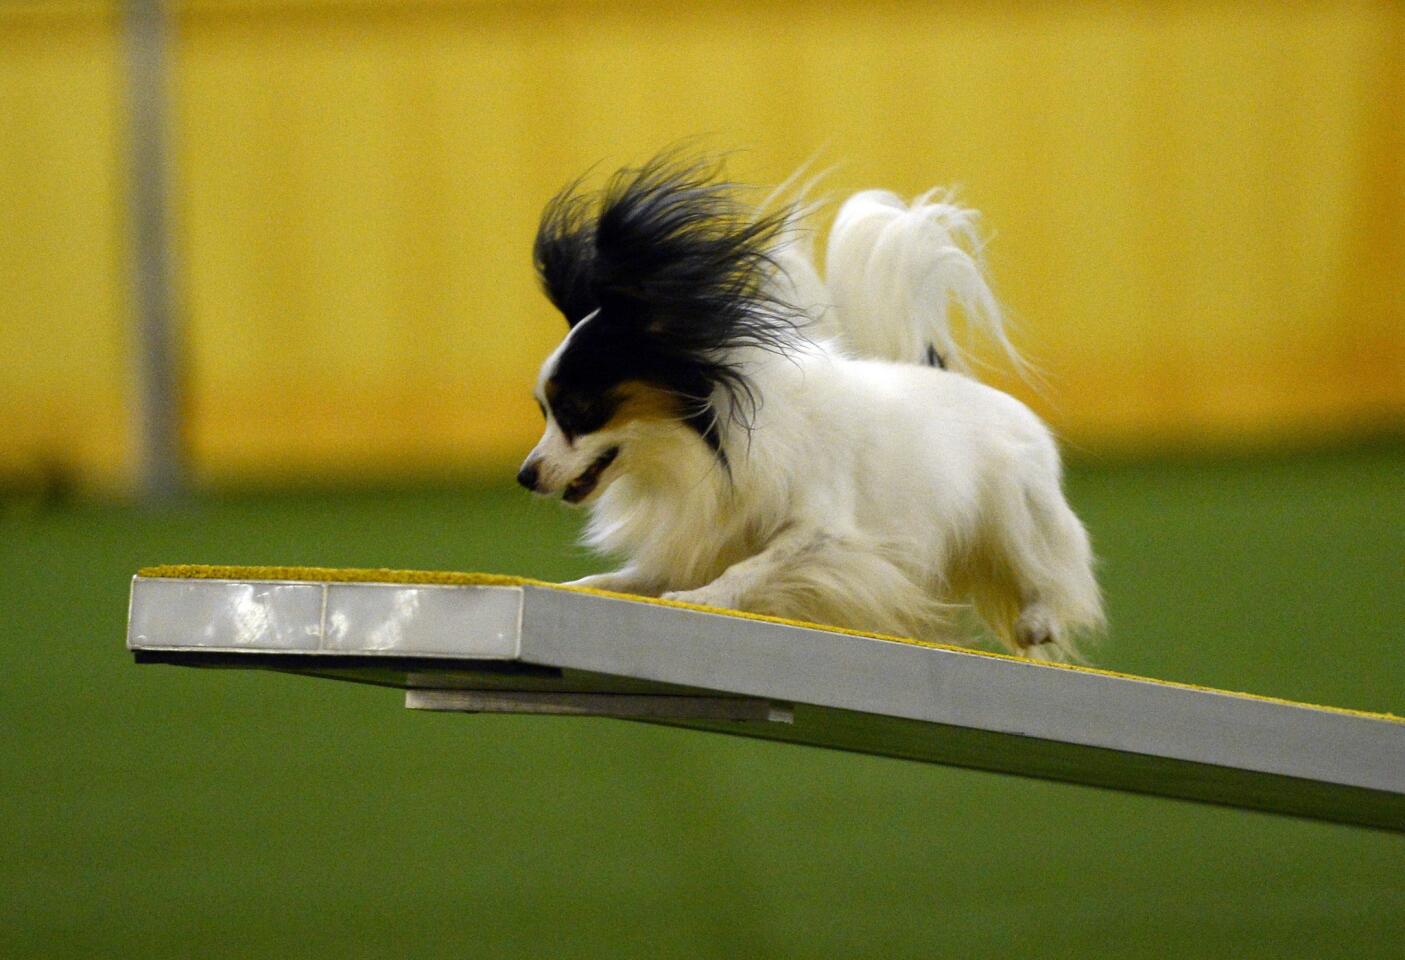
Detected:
left=604, top=381, right=683, bottom=430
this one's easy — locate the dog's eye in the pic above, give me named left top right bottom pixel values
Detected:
left=555, top=396, right=588, bottom=424
left=551, top=393, right=613, bottom=438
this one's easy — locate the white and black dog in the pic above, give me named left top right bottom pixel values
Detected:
left=517, top=152, right=1103, bottom=659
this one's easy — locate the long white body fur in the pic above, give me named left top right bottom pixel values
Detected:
left=529, top=189, right=1104, bottom=659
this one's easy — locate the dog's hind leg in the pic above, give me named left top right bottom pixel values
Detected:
left=980, top=468, right=1104, bottom=659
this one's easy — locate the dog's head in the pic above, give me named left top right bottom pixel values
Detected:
left=518, top=307, right=707, bottom=503
left=518, top=152, right=800, bottom=505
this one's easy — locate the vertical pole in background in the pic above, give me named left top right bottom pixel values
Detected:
left=125, top=0, right=185, bottom=501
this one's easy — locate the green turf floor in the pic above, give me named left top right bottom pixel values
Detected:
left=3, top=449, right=1403, bottom=958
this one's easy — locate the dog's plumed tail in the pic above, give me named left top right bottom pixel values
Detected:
left=823, top=190, right=1022, bottom=377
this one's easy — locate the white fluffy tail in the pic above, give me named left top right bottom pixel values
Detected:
left=824, top=189, right=1022, bottom=377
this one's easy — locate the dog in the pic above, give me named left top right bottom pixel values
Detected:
left=517, top=152, right=1104, bottom=660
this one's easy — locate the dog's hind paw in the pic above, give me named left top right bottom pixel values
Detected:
left=1014, top=604, right=1061, bottom=649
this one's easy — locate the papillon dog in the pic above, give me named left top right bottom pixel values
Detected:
left=517, top=152, right=1104, bottom=660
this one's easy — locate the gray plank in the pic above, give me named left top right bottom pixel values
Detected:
left=127, top=575, right=1405, bottom=831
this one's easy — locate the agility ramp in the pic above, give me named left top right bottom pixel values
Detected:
left=127, top=565, right=1405, bottom=832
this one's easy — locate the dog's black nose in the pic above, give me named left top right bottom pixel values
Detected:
left=516, top=463, right=540, bottom=491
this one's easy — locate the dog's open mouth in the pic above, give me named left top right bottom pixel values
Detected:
left=562, top=446, right=620, bottom=503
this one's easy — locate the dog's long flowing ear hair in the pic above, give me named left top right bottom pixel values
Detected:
left=533, top=152, right=803, bottom=438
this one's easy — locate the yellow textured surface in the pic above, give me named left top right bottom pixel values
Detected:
left=4, top=2, right=1403, bottom=487
left=138, top=563, right=1405, bottom=725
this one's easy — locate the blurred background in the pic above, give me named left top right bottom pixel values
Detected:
left=2, top=1, right=1402, bottom=957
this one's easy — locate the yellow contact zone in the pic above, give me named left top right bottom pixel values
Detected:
left=138, top=563, right=1402, bottom=725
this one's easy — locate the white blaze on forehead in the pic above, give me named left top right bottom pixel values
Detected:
left=523, top=306, right=613, bottom=490
left=535, top=307, right=602, bottom=397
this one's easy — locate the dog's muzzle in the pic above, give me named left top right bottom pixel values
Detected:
left=562, top=446, right=620, bottom=503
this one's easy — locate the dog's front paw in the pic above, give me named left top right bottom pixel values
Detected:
left=562, top=571, right=659, bottom=596
left=563, top=573, right=624, bottom=590
left=661, top=586, right=740, bottom=611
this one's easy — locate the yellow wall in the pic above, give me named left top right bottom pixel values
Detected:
left=2, top=0, right=1401, bottom=489
left=1, top=3, right=129, bottom=488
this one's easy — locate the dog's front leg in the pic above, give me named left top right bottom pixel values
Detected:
left=562, top=566, right=663, bottom=597
left=661, top=525, right=825, bottom=611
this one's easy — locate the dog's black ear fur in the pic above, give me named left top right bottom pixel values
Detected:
left=533, top=149, right=803, bottom=431
left=591, top=154, right=794, bottom=338
left=534, top=178, right=600, bottom=327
